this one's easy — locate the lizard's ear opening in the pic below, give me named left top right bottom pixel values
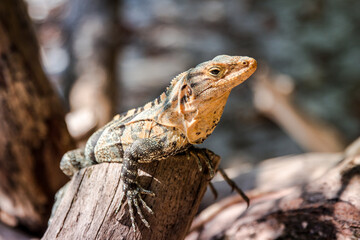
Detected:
left=178, top=82, right=194, bottom=114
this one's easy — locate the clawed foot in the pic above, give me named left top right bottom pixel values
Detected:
left=188, top=148, right=215, bottom=180
left=188, top=148, right=218, bottom=199
left=188, top=148, right=250, bottom=206
left=115, top=182, right=155, bottom=232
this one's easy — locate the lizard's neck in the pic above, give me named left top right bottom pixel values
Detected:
left=156, top=74, right=231, bottom=144
left=155, top=72, right=187, bottom=130
left=184, top=92, right=230, bottom=144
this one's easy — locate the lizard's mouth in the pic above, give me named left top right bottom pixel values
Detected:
left=197, top=85, right=212, bottom=96
left=228, top=57, right=257, bottom=87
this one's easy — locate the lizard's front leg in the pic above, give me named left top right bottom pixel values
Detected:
left=116, top=138, right=165, bottom=232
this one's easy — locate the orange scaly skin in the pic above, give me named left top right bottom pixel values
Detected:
left=59, top=55, right=257, bottom=232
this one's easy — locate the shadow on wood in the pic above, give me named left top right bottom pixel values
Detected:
left=43, top=148, right=219, bottom=240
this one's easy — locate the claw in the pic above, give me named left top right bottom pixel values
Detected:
left=201, top=151, right=215, bottom=179
left=218, top=168, right=250, bottom=207
left=115, top=192, right=125, bottom=214
left=127, top=197, right=137, bottom=232
left=116, top=182, right=155, bottom=232
left=139, top=187, right=155, bottom=197
left=208, top=182, right=218, bottom=199
left=186, top=151, right=191, bottom=161
left=139, top=197, right=153, bottom=214
left=190, top=151, right=203, bottom=172
left=189, top=149, right=215, bottom=179
left=134, top=198, right=150, bottom=228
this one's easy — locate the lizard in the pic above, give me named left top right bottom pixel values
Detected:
left=58, top=55, right=257, bottom=232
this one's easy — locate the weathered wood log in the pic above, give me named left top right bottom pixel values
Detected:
left=187, top=139, right=360, bottom=240
left=43, top=148, right=220, bottom=240
left=200, top=152, right=343, bottom=210
left=0, top=0, right=75, bottom=234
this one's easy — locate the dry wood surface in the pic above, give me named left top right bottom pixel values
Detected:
left=43, top=148, right=219, bottom=240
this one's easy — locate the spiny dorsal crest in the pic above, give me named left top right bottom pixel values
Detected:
left=113, top=70, right=189, bottom=122
left=165, top=71, right=188, bottom=94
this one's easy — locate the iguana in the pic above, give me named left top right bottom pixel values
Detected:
left=59, top=55, right=257, bottom=232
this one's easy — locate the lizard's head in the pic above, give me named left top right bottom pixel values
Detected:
left=185, top=55, right=257, bottom=100
left=176, top=55, right=257, bottom=144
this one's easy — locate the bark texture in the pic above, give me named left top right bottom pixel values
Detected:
left=0, top=0, right=74, bottom=234
left=43, top=149, right=219, bottom=240
left=187, top=139, right=360, bottom=240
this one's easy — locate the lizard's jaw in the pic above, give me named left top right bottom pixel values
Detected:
left=228, top=57, right=257, bottom=88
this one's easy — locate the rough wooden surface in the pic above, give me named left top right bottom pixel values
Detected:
left=0, top=0, right=74, bottom=234
left=187, top=139, right=360, bottom=240
left=200, top=152, right=343, bottom=210
left=43, top=149, right=220, bottom=240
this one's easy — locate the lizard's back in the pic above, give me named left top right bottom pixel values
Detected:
left=84, top=76, right=189, bottom=164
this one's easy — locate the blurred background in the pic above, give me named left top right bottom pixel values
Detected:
left=26, top=0, right=359, bottom=167
left=1, top=0, right=360, bottom=238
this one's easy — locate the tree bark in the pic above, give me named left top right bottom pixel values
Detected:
left=0, top=0, right=75, bottom=234
left=187, top=139, right=360, bottom=240
left=43, top=149, right=220, bottom=240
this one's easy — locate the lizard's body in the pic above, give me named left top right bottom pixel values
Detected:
left=59, top=55, right=257, bottom=231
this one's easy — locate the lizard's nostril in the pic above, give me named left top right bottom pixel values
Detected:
left=251, top=59, right=257, bottom=69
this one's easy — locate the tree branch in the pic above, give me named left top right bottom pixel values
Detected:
left=43, top=148, right=220, bottom=240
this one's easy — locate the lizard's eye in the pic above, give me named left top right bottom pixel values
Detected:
left=209, top=67, right=221, bottom=76
left=241, top=61, right=249, bottom=67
